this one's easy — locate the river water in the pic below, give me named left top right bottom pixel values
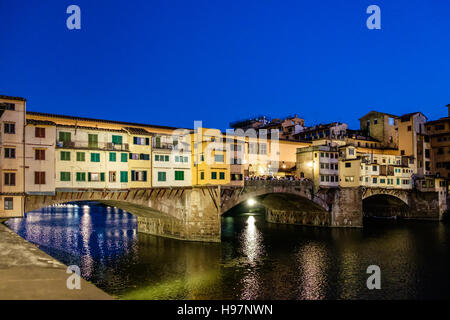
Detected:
left=5, top=202, right=450, bottom=300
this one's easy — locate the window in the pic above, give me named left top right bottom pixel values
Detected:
left=214, top=154, right=224, bottom=163
left=348, top=149, right=354, bottom=156
left=219, top=172, right=225, bottom=180
left=112, top=135, right=122, bottom=144
left=407, top=125, right=412, bottom=131
left=345, top=162, right=351, bottom=168
left=109, top=152, right=116, bottom=162
left=380, top=179, right=386, bottom=184
left=35, top=127, right=45, bottom=138
left=4, top=173, right=16, bottom=186
left=211, top=172, right=217, bottom=179
left=249, top=143, right=258, bottom=154
left=0, top=103, right=15, bottom=110
left=139, top=153, right=150, bottom=160
left=259, top=144, right=267, bottom=155
left=389, top=117, right=395, bottom=126
left=374, top=118, right=378, bottom=125
left=109, top=171, right=116, bottom=182
left=59, top=131, right=71, bottom=142
left=4, top=197, right=13, bottom=210
left=200, top=172, right=205, bottom=180
left=60, top=151, right=71, bottom=161
left=4, top=148, right=15, bottom=159
left=130, top=153, right=139, bottom=160
left=345, top=176, right=354, bottom=182
left=373, top=177, right=377, bottom=184
left=321, top=175, right=324, bottom=182
left=158, top=172, right=167, bottom=182
left=60, top=172, right=71, bottom=181
left=4, top=123, right=15, bottom=134
left=76, top=172, right=86, bottom=182
left=131, top=170, right=147, bottom=182
left=91, top=153, right=100, bottom=162
left=175, top=171, right=184, bottom=181
left=35, top=149, right=45, bottom=160
left=76, top=152, right=85, bottom=162
left=372, top=165, right=377, bottom=171
left=121, top=153, right=128, bottom=162
left=133, top=137, right=150, bottom=145
left=88, top=173, right=100, bottom=182
left=120, top=171, right=128, bottom=183
left=88, top=134, right=98, bottom=148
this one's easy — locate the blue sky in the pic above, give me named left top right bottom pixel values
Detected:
left=1, top=0, right=449, bottom=130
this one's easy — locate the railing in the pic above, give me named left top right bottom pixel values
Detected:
left=56, top=141, right=130, bottom=151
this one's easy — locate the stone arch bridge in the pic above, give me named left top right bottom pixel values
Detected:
left=22, top=181, right=445, bottom=242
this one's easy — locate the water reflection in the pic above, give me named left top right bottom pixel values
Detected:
left=5, top=205, right=450, bottom=300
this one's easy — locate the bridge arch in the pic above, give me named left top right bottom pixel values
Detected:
left=220, top=180, right=329, bottom=215
left=362, top=188, right=410, bottom=218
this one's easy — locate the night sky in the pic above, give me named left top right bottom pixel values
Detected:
left=1, top=0, right=449, bottom=130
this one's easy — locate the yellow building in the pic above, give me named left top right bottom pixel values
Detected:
left=191, top=127, right=230, bottom=185
left=124, top=127, right=152, bottom=188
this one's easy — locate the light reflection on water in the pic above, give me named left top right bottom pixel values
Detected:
left=5, top=202, right=450, bottom=300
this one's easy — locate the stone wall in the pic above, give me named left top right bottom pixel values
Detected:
left=265, top=208, right=330, bottom=226
left=407, top=191, right=441, bottom=220
left=330, top=187, right=363, bottom=227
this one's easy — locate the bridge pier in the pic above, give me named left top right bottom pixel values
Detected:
left=330, top=187, right=364, bottom=227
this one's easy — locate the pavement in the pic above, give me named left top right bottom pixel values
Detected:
left=0, top=223, right=113, bottom=300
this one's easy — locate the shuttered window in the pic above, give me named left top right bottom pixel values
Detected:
left=90, top=153, right=100, bottom=162
left=76, top=172, right=86, bottom=181
left=60, top=151, right=71, bottom=161
left=109, top=152, right=116, bottom=162
left=158, top=172, right=166, bottom=181
left=121, top=153, right=128, bottom=162
left=120, top=171, right=128, bottom=182
left=34, top=172, right=46, bottom=184
left=76, top=152, right=85, bottom=161
left=174, top=171, right=184, bottom=181
left=60, top=172, right=71, bottom=181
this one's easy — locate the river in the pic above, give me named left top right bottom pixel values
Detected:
left=4, top=202, right=450, bottom=300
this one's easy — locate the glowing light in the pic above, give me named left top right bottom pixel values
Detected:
left=307, top=161, right=313, bottom=168
left=247, top=198, right=256, bottom=206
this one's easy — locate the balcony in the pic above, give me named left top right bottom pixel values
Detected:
left=56, top=141, right=129, bottom=151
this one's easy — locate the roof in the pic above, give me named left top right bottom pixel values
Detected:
left=358, top=110, right=398, bottom=120
left=26, top=119, right=56, bottom=126
left=26, top=111, right=187, bottom=131
left=399, top=112, right=427, bottom=121
left=57, top=124, right=127, bottom=133
left=0, top=95, right=26, bottom=102
left=123, top=127, right=152, bottom=136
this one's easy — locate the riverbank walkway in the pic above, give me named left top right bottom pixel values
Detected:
left=0, top=222, right=112, bottom=300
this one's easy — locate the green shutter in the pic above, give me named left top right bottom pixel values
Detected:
left=100, top=173, right=105, bottom=182
left=165, top=155, right=169, bottom=162
left=109, top=152, right=116, bottom=162
left=175, top=171, right=184, bottom=181
left=211, top=172, right=217, bottom=179
left=76, top=152, right=85, bottom=161
left=200, top=172, right=204, bottom=180
left=158, top=172, right=166, bottom=181
left=120, top=171, right=128, bottom=182
left=219, top=172, right=225, bottom=180
left=59, top=132, right=71, bottom=142
left=76, top=172, right=86, bottom=181
left=60, top=172, right=70, bottom=181
left=121, top=153, right=128, bottom=162
left=112, top=135, right=122, bottom=144
left=60, top=151, right=70, bottom=161
left=91, top=153, right=100, bottom=162
left=88, top=134, right=98, bottom=148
